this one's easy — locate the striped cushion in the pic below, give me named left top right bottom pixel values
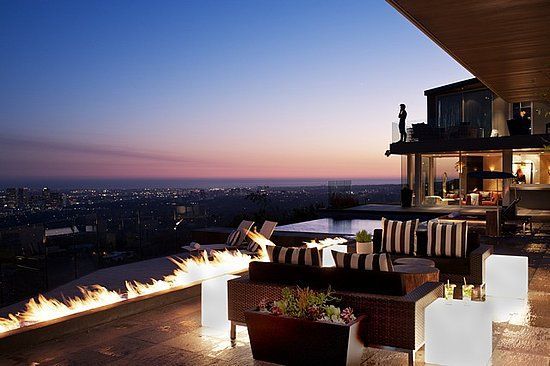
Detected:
left=427, top=220, right=468, bottom=258
left=381, top=217, right=419, bottom=255
left=332, top=252, right=393, bottom=272
left=225, top=230, right=243, bottom=247
left=266, top=246, right=321, bottom=267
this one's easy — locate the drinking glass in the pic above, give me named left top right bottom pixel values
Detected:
left=444, top=283, right=456, bottom=302
left=462, top=284, right=474, bottom=301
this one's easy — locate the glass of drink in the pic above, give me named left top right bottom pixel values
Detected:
left=444, top=283, right=456, bottom=302
left=462, top=284, right=474, bottom=302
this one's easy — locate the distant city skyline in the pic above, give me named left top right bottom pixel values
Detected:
left=0, top=1, right=471, bottom=185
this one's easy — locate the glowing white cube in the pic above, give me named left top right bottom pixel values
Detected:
left=322, top=245, right=348, bottom=267
left=486, top=254, right=528, bottom=299
left=425, top=298, right=492, bottom=366
left=486, top=296, right=529, bottom=324
left=201, top=274, right=239, bottom=330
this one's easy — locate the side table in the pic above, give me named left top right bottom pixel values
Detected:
left=425, top=298, right=492, bottom=366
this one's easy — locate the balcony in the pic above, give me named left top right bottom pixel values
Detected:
left=389, top=122, right=550, bottom=155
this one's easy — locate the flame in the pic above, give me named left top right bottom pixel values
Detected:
left=305, top=237, right=348, bottom=249
left=0, top=235, right=271, bottom=334
left=0, top=314, right=19, bottom=333
left=19, top=286, right=123, bottom=324
left=0, top=234, right=337, bottom=335
left=126, top=250, right=259, bottom=299
left=247, top=230, right=275, bottom=257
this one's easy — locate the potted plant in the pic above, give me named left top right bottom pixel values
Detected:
left=245, top=287, right=364, bottom=366
left=355, top=230, right=373, bottom=254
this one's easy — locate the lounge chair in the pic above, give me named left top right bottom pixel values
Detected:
left=211, top=220, right=278, bottom=256
left=242, top=220, right=278, bottom=253
left=182, top=220, right=254, bottom=253
left=252, top=220, right=278, bottom=243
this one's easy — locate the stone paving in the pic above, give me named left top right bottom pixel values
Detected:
left=0, top=233, right=548, bottom=365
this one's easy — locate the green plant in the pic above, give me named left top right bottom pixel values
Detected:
left=259, top=287, right=356, bottom=324
left=355, top=230, right=372, bottom=243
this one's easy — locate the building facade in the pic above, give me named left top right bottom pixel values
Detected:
left=389, top=78, right=550, bottom=211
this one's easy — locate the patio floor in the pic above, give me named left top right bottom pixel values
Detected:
left=1, top=235, right=548, bottom=365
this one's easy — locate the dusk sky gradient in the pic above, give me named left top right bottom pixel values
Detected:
left=0, top=0, right=471, bottom=187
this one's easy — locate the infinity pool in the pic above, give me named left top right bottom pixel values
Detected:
left=276, top=218, right=381, bottom=236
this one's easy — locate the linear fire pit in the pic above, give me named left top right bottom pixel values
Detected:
left=0, top=281, right=202, bottom=352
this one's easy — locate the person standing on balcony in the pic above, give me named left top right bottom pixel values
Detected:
left=398, top=104, right=407, bottom=142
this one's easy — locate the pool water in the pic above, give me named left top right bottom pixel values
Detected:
left=276, top=218, right=381, bottom=236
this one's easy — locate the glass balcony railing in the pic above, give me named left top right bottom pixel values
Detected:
left=392, top=122, right=488, bottom=143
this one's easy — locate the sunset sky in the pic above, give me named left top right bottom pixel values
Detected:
left=0, top=1, right=471, bottom=186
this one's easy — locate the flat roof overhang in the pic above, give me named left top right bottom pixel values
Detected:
left=389, top=134, right=550, bottom=155
left=386, top=0, right=550, bottom=103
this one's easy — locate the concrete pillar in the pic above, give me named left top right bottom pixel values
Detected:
left=502, top=150, right=512, bottom=205
left=492, top=97, right=509, bottom=136
left=407, top=154, right=414, bottom=189
left=414, top=154, right=423, bottom=206
left=428, top=157, right=435, bottom=196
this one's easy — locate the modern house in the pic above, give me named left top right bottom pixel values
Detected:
left=386, top=0, right=550, bottom=214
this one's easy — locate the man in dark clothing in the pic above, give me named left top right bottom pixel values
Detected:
left=398, top=104, right=407, bottom=142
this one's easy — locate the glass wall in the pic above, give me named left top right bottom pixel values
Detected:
left=513, top=151, right=550, bottom=184
left=463, top=89, right=492, bottom=136
left=460, top=153, right=502, bottom=206
left=437, top=94, right=462, bottom=130
left=419, top=152, right=503, bottom=206
left=434, top=156, right=460, bottom=203
left=435, top=89, right=493, bottom=138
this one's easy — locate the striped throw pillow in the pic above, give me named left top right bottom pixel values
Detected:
left=332, top=252, right=393, bottom=272
left=427, top=220, right=468, bottom=258
left=225, top=230, right=243, bottom=247
left=266, top=246, right=321, bottom=267
left=381, top=217, right=419, bottom=255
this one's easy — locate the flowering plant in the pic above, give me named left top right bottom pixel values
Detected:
left=258, top=287, right=356, bottom=324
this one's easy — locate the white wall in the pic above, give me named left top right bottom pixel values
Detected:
left=492, top=96, right=509, bottom=136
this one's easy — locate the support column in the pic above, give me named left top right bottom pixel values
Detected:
left=502, top=150, right=512, bottom=205
left=414, top=154, right=423, bottom=206
left=428, top=157, right=435, bottom=196
left=407, top=154, right=414, bottom=189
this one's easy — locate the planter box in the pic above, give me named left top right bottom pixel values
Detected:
left=356, top=241, right=373, bottom=254
left=245, top=310, right=365, bottom=366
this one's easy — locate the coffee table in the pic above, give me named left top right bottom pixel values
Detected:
left=393, top=265, right=440, bottom=293
left=394, top=257, right=436, bottom=267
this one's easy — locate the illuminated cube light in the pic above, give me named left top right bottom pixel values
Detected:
left=201, top=274, right=239, bottom=330
left=486, top=296, right=529, bottom=324
left=425, top=298, right=492, bottom=366
left=485, top=254, right=528, bottom=299
left=322, top=245, right=348, bottom=267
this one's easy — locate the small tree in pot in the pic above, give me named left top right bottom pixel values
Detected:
left=355, top=230, right=373, bottom=254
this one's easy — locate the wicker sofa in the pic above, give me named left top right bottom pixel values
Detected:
left=373, top=229, right=493, bottom=285
left=228, top=261, right=443, bottom=364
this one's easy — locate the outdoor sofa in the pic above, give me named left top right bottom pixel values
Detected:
left=373, top=228, right=493, bottom=286
left=228, top=261, right=442, bottom=365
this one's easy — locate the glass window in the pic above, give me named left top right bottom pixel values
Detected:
left=464, top=89, right=492, bottom=136
left=512, top=101, right=532, bottom=120
left=513, top=152, right=547, bottom=184
left=437, top=94, right=462, bottom=129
